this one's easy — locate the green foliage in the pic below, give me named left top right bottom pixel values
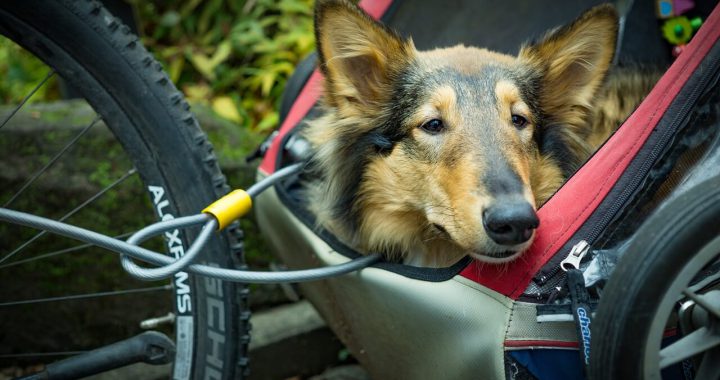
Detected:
left=0, top=0, right=315, bottom=135
left=130, top=0, right=315, bottom=133
left=0, top=38, right=59, bottom=103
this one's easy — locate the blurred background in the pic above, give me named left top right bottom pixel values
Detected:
left=2, top=0, right=315, bottom=135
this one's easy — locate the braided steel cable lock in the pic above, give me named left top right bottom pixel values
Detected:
left=0, top=162, right=382, bottom=283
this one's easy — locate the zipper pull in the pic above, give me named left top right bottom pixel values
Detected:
left=561, top=240, right=594, bottom=372
left=560, top=240, right=591, bottom=271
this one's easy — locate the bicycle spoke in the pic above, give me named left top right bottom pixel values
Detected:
left=0, top=284, right=172, bottom=307
left=3, top=115, right=101, bottom=208
left=689, top=270, right=720, bottom=295
left=0, top=168, right=138, bottom=265
left=683, top=288, right=720, bottom=319
left=0, top=69, right=55, bottom=131
left=0, top=232, right=134, bottom=270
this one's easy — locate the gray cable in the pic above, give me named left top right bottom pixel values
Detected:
left=0, top=209, right=380, bottom=284
left=247, top=162, right=304, bottom=198
left=0, top=162, right=381, bottom=283
left=106, top=161, right=302, bottom=280
left=129, top=214, right=212, bottom=242
left=0, top=207, right=178, bottom=268
left=188, top=253, right=381, bottom=283
left=121, top=215, right=217, bottom=281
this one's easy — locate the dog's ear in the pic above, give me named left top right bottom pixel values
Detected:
left=519, top=4, right=618, bottom=127
left=315, top=0, right=415, bottom=110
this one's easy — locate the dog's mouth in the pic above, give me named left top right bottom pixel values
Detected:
left=428, top=220, right=534, bottom=264
left=470, top=250, right=521, bottom=263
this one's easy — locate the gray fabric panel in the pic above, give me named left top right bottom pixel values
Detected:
left=506, top=302, right=577, bottom=345
left=255, top=181, right=514, bottom=379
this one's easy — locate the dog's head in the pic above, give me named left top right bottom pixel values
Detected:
left=309, top=0, right=617, bottom=264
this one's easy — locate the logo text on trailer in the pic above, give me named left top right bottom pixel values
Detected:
left=577, top=307, right=591, bottom=364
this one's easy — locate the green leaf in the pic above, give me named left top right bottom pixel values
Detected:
left=210, top=40, right=233, bottom=68
left=197, top=0, right=223, bottom=35
left=159, top=11, right=181, bottom=27
left=180, top=0, right=203, bottom=18
left=212, top=96, right=242, bottom=123
left=256, top=111, right=279, bottom=132
left=187, top=51, right=216, bottom=81
left=168, top=56, right=185, bottom=84
left=277, top=0, right=313, bottom=15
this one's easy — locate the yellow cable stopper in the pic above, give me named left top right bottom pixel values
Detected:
left=203, top=189, right=252, bottom=230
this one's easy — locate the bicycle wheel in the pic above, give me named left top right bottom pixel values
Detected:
left=589, top=175, right=720, bottom=379
left=0, top=1, right=247, bottom=379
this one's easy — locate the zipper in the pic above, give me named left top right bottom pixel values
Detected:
left=538, top=239, right=592, bottom=284
left=537, top=240, right=592, bottom=303
left=560, top=240, right=590, bottom=271
left=534, top=44, right=720, bottom=288
left=584, top=49, right=720, bottom=246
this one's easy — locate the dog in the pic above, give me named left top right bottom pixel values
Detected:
left=303, top=0, right=657, bottom=267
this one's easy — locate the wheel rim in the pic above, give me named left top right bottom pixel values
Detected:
left=644, top=234, right=720, bottom=379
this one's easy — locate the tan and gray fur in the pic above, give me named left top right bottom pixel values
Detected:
left=304, top=0, right=656, bottom=267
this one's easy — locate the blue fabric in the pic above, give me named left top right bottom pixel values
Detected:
left=509, top=350, right=584, bottom=380
left=509, top=345, right=687, bottom=380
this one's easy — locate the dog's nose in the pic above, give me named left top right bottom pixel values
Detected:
left=483, top=201, right=539, bottom=245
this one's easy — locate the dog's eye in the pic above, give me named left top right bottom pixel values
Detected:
left=511, top=114, right=528, bottom=129
left=420, top=119, right=445, bottom=134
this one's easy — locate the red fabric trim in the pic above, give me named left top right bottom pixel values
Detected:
left=461, top=3, right=720, bottom=298
left=259, top=70, right=322, bottom=174
left=505, top=340, right=578, bottom=349
left=258, top=0, right=394, bottom=175
left=664, top=327, right=678, bottom=338
left=358, top=0, right=394, bottom=19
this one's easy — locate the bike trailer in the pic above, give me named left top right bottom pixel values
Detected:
left=254, top=1, right=720, bottom=378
